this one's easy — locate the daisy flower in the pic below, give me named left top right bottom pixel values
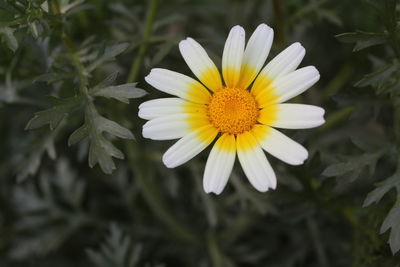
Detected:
left=139, top=24, right=325, bottom=194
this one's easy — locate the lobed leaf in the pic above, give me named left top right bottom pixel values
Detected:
left=86, top=224, right=142, bottom=267
left=0, top=26, right=18, bottom=52
left=364, top=173, right=400, bottom=207
left=354, top=62, right=399, bottom=88
left=91, top=83, right=147, bottom=103
left=69, top=104, right=134, bottom=174
left=87, top=43, right=129, bottom=72
left=380, top=201, right=400, bottom=254
left=17, top=125, right=61, bottom=182
left=11, top=159, right=88, bottom=259
left=336, top=31, right=388, bottom=51
left=25, top=96, right=84, bottom=130
left=322, top=151, right=385, bottom=179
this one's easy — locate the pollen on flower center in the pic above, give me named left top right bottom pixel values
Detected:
left=207, top=87, right=259, bottom=135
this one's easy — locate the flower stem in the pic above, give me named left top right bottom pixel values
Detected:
left=127, top=0, right=159, bottom=83
left=307, top=218, right=330, bottom=267
left=207, top=231, right=224, bottom=267
left=124, top=140, right=200, bottom=244
left=61, top=34, right=89, bottom=96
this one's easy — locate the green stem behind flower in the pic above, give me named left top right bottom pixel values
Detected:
left=124, top=140, right=200, bottom=244
left=127, top=0, right=159, bottom=83
left=124, top=0, right=199, bottom=245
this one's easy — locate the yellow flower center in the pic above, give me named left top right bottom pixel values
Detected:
left=207, top=87, right=259, bottom=135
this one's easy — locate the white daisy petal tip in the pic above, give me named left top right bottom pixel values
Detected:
left=256, top=23, right=273, bottom=34
left=143, top=73, right=152, bottom=84
left=270, top=65, right=321, bottom=103
left=231, top=24, right=245, bottom=32
left=286, top=42, right=305, bottom=56
left=254, top=184, right=270, bottom=193
left=144, top=69, right=159, bottom=86
left=308, top=65, right=320, bottom=79
left=292, top=41, right=303, bottom=49
left=203, top=179, right=224, bottom=195
left=222, top=25, right=246, bottom=87
left=204, top=187, right=223, bottom=195
left=162, top=157, right=175, bottom=169
left=162, top=151, right=179, bottom=168
left=178, top=38, right=189, bottom=51
left=229, top=25, right=245, bottom=45
left=138, top=110, right=146, bottom=120
left=179, top=36, right=223, bottom=92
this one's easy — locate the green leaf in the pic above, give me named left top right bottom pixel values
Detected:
left=89, top=72, right=147, bottom=103
left=86, top=224, right=142, bottom=267
left=11, top=159, right=87, bottom=259
left=91, top=83, right=147, bottom=103
left=364, top=171, right=400, bottom=254
left=317, top=9, right=342, bottom=26
left=322, top=151, right=385, bottom=178
left=25, top=96, right=84, bottom=130
left=150, top=42, right=176, bottom=66
left=335, top=31, right=388, bottom=51
left=69, top=103, right=134, bottom=174
left=17, top=124, right=62, bottom=182
left=33, top=72, right=74, bottom=84
left=87, top=43, right=129, bottom=72
left=354, top=62, right=398, bottom=88
left=364, top=173, right=400, bottom=207
left=0, top=1, right=21, bottom=13
left=97, top=116, right=134, bottom=139
left=68, top=123, right=89, bottom=146
left=380, top=200, right=400, bottom=254
left=0, top=26, right=18, bottom=52
left=92, top=71, right=119, bottom=89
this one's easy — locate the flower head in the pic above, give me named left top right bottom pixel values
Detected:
left=139, top=24, right=325, bottom=194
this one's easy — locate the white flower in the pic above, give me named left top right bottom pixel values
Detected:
left=139, top=24, right=325, bottom=194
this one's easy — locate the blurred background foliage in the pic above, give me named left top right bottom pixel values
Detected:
left=1, top=0, right=400, bottom=266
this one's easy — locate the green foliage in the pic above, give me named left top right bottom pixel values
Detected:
left=11, top=158, right=89, bottom=259
left=2, top=0, right=400, bottom=266
left=336, top=31, right=388, bottom=52
left=87, top=224, right=142, bottom=267
left=17, top=123, right=60, bottom=182
left=69, top=103, right=134, bottom=174
left=336, top=0, right=400, bottom=255
left=380, top=199, right=400, bottom=254
left=25, top=96, right=85, bottom=130
left=90, top=72, right=147, bottom=104
left=0, top=26, right=18, bottom=51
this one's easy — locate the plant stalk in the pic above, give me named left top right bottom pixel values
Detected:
left=127, top=0, right=159, bottom=83
left=124, top=140, right=200, bottom=244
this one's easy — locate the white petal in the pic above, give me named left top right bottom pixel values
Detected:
left=203, top=134, right=236, bottom=195
left=271, top=104, right=325, bottom=129
left=139, top=98, right=187, bottom=120
left=142, top=114, right=191, bottom=140
left=251, top=43, right=305, bottom=99
left=261, top=42, right=305, bottom=79
left=252, top=125, right=308, bottom=165
left=236, top=132, right=277, bottom=191
left=138, top=98, right=206, bottom=120
left=222, top=25, right=245, bottom=88
left=145, top=68, right=211, bottom=104
left=179, top=38, right=222, bottom=91
left=163, top=125, right=218, bottom=168
left=238, top=24, right=274, bottom=89
left=272, top=66, right=320, bottom=103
